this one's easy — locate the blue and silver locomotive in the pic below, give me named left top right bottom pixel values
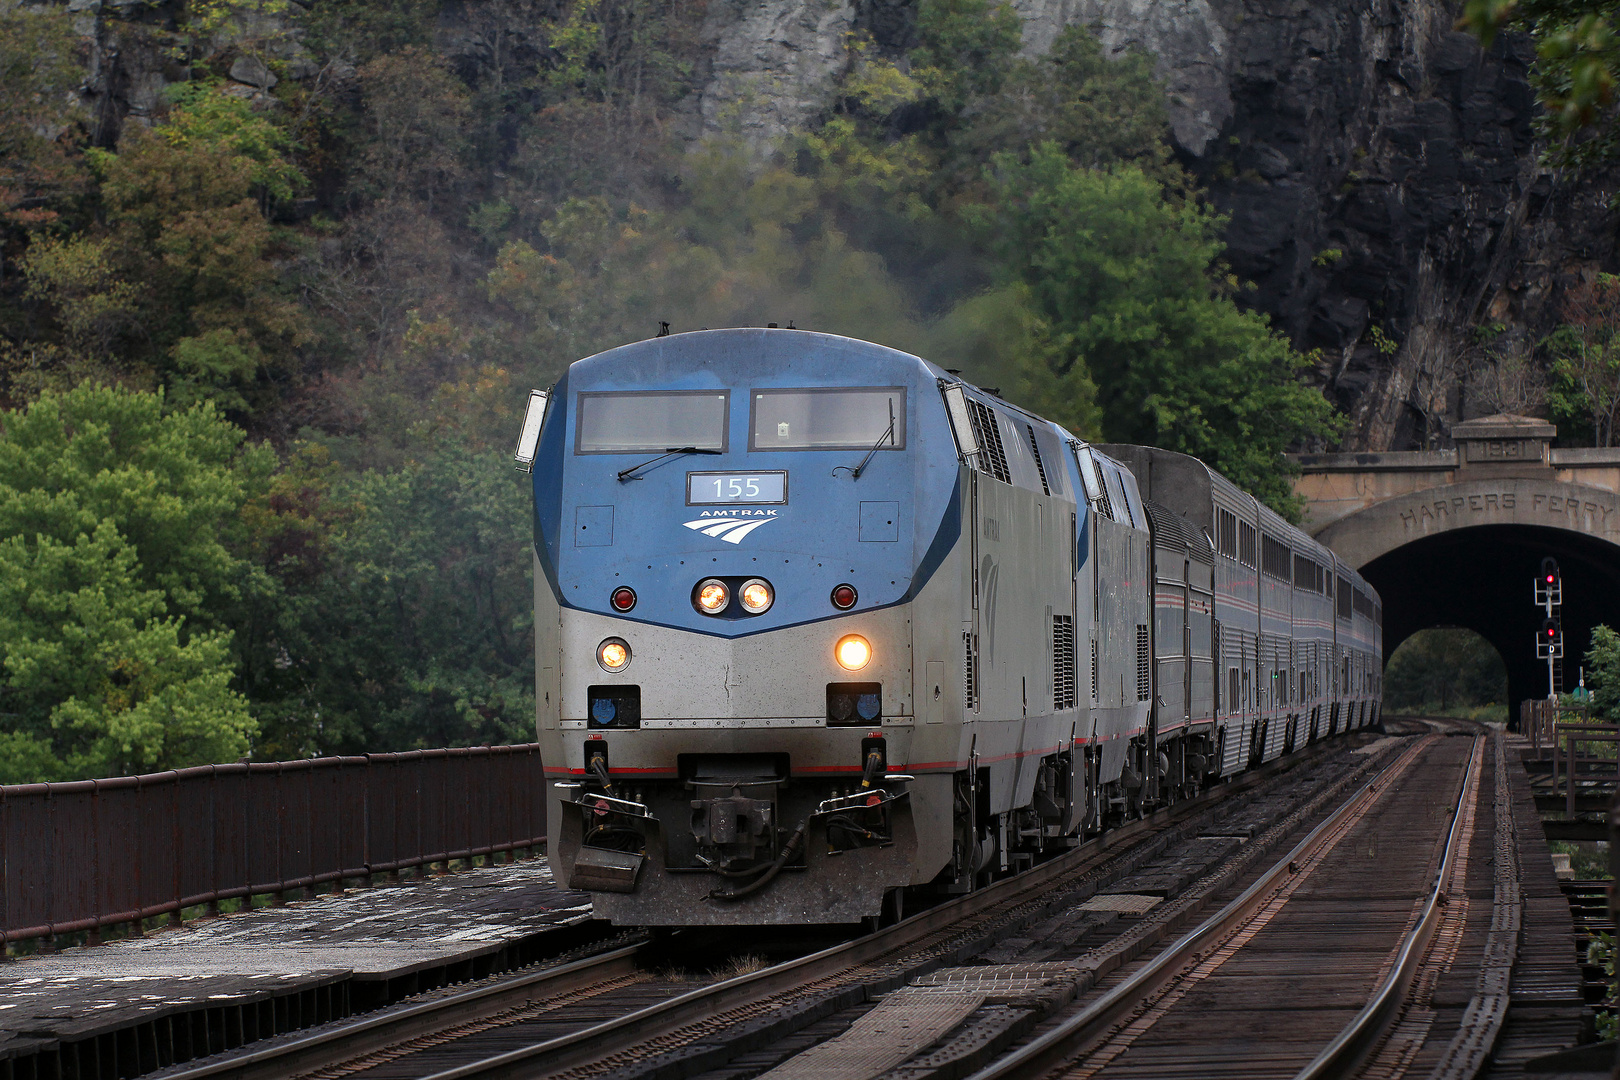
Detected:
left=521, top=329, right=1382, bottom=925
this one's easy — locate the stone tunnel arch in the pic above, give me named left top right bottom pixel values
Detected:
left=1309, top=479, right=1620, bottom=711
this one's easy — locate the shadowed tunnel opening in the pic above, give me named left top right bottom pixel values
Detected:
left=1361, top=525, right=1620, bottom=716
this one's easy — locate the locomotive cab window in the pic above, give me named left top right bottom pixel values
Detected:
left=749, top=387, right=906, bottom=451
left=575, top=390, right=729, bottom=453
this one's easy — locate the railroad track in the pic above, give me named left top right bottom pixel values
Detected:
left=961, top=723, right=1518, bottom=1080
left=149, top=735, right=1393, bottom=1080
left=152, top=731, right=1516, bottom=1080
left=153, top=730, right=1404, bottom=1080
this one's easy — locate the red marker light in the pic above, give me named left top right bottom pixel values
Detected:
left=611, top=587, right=637, bottom=612
left=831, top=584, right=858, bottom=610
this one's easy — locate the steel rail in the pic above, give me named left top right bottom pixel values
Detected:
left=412, top=737, right=1358, bottom=1080
left=1425, top=731, right=1520, bottom=1080
left=1292, top=732, right=1485, bottom=1080
left=960, top=732, right=1447, bottom=1080
left=155, top=944, right=644, bottom=1080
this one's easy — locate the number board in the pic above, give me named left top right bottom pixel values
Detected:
left=686, top=471, right=788, bottom=505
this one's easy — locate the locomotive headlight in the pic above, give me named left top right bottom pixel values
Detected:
left=695, top=578, right=729, bottom=614
left=597, top=638, right=631, bottom=672
left=739, top=578, right=773, bottom=613
left=836, top=634, right=872, bottom=670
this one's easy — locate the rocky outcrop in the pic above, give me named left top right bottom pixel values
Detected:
left=66, top=0, right=1616, bottom=452
left=695, top=0, right=860, bottom=146
left=692, top=0, right=1619, bottom=452
left=1011, top=0, right=1233, bottom=157
left=1165, top=0, right=1617, bottom=452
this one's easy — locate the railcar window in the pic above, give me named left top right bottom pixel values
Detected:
left=575, top=390, right=729, bottom=453
left=1260, top=534, right=1292, bottom=581
left=1352, top=587, right=1374, bottom=619
left=1293, top=554, right=1317, bottom=591
left=1216, top=508, right=1238, bottom=559
left=749, top=387, right=906, bottom=451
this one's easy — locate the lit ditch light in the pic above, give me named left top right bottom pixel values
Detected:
left=597, top=637, right=631, bottom=672
left=695, top=578, right=729, bottom=614
left=512, top=389, right=549, bottom=473
left=836, top=634, right=872, bottom=670
left=739, top=578, right=773, bottom=613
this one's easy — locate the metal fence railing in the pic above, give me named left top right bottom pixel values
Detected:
left=1521, top=700, right=1620, bottom=815
left=1, top=744, right=546, bottom=946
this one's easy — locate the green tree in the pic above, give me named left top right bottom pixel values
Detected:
left=978, top=146, right=1340, bottom=516
left=1584, top=623, right=1620, bottom=718
left=0, top=386, right=269, bottom=780
left=1385, top=628, right=1509, bottom=713
left=257, top=437, right=536, bottom=755
left=910, top=0, right=1023, bottom=120
left=15, top=86, right=309, bottom=412
left=159, top=81, right=304, bottom=206
left=355, top=47, right=472, bottom=209
left=1459, top=0, right=1620, bottom=169
left=956, top=26, right=1172, bottom=177
left=1546, top=272, right=1620, bottom=446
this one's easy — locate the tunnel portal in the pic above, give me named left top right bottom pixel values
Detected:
left=1360, top=524, right=1620, bottom=708
left=1292, top=414, right=1620, bottom=713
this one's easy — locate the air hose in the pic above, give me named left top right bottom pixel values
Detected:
left=708, top=819, right=807, bottom=901
left=860, top=747, right=885, bottom=788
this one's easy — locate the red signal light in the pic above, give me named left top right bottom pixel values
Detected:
left=831, top=584, right=858, bottom=610
left=610, top=586, right=637, bottom=612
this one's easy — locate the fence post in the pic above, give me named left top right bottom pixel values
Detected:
left=1567, top=724, right=1576, bottom=817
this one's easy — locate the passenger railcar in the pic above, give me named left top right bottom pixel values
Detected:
left=522, top=329, right=1381, bottom=926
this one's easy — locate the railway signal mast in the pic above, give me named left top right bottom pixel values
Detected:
left=1535, top=557, right=1563, bottom=698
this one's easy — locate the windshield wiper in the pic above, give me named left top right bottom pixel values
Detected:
left=849, top=400, right=897, bottom=480
left=617, top=446, right=720, bottom=482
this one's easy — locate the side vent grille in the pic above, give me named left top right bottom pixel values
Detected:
left=1135, top=624, right=1150, bottom=701
left=1094, top=480, right=1114, bottom=522
left=1090, top=639, right=1099, bottom=703
left=1025, top=424, right=1051, bottom=496
left=1052, top=615, right=1076, bottom=709
left=963, top=631, right=979, bottom=710
left=965, top=398, right=1011, bottom=484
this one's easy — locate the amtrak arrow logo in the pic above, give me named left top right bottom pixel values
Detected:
left=683, top=517, right=778, bottom=544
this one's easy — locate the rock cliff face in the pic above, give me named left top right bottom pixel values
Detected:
left=691, top=0, right=1620, bottom=451
left=70, top=0, right=1617, bottom=452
